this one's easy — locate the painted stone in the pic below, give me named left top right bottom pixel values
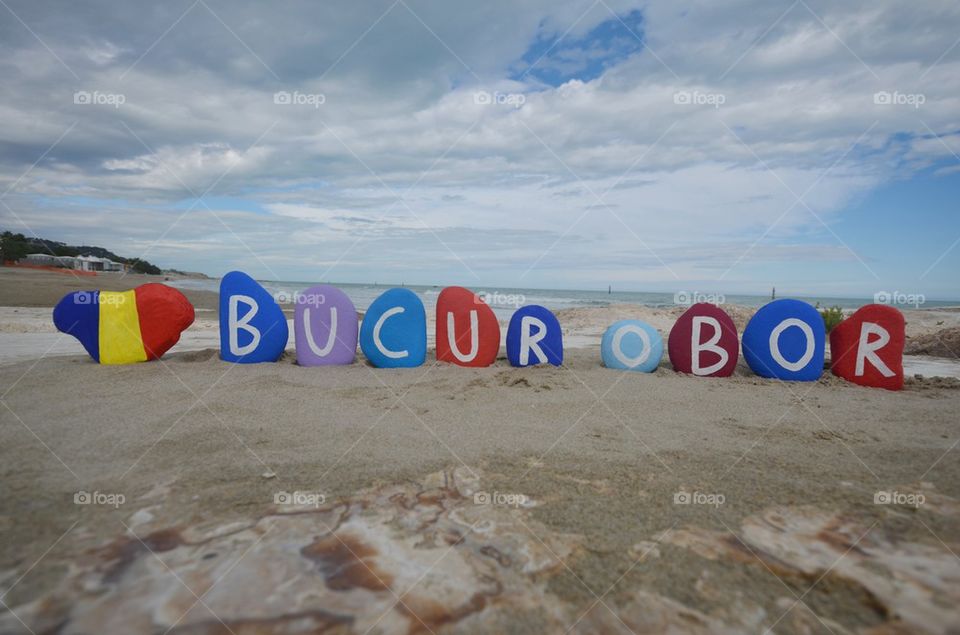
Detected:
left=601, top=319, right=663, bottom=372
left=830, top=304, right=904, bottom=390
left=294, top=285, right=358, bottom=366
left=668, top=303, right=739, bottom=377
left=742, top=299, right=825, bottom=381
left=506, top=305, right=563, bottom=367
left=359, top=288, right=426, bottom=368
left=219, top=271, right=289, bottom=363
left=436, top=286, right=500, bottom=367
left=52, top=283, right=195, bottom=364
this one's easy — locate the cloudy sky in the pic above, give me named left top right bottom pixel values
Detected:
left=1, top=0, right=958, bottom=298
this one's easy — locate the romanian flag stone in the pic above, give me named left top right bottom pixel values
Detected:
left=53, top=283, right=195, bottom=364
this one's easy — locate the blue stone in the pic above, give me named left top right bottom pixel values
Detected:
left=601, top=319, right=662, bottom=372
left=52, top=290, right=101, bottom=362
left=506, top=305, right=563, bottom=367
left=742, top=299, right=825, bottom=381
left=219, top=271, right=289, bottom=363
left=359, top=288, right=426, bottom=368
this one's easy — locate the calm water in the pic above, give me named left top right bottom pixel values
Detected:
left=169, top=278, right=958, bottom=321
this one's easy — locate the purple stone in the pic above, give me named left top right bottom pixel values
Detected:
left=294, top=285, right=358, bottom=366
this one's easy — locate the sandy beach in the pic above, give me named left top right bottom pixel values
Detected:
left=5, top=0, right=960, bottom=630
left=0, top=267, right=958, bottom=634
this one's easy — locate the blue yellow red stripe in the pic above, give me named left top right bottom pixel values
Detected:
left=52, top=284, right=194, bottom=364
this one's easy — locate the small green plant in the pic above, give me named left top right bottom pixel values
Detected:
left=818, top=304, right=845, bottom=333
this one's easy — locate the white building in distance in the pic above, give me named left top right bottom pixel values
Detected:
left=24, top=253, right=125, bottom=272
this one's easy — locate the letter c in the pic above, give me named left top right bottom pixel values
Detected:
left=373, top=306, right=408, bottom=359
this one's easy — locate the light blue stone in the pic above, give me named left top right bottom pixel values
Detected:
left=601, top=319, right=662, bottom=372
left=359, top=288, right=426, bottom=368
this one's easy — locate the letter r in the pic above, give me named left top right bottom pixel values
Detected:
left=519, top=316, right=547, bottom=365
left=856, top=322, right=894, bottom=377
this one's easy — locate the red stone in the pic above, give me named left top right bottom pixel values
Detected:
left=135, top=283, right=195, bottom=360
left=830, top=304, right=904, bottom=390
left=667, top=303, right=739, bottom=377
left=435, top=286, right=500, bottom=367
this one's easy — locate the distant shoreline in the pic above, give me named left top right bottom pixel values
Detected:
left=166, top=275, right=960, bottom=313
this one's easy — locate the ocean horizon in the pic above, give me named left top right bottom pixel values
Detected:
left=168, top=277, right=959, bottom=320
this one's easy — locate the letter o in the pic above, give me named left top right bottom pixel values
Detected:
left=769, top=318, right=815, bottom=372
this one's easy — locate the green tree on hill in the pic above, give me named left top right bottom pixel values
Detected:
left=1, top=231, right=30, bottom=262
left=127, top=258, right=162, bottom=275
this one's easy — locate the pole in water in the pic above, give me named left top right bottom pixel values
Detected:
left=771, top=286, right=776, bottom=300
left=608, top=285, right=611, bottom=294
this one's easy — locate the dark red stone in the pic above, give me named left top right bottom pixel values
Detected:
left=667, top=303, right=739, bottom=377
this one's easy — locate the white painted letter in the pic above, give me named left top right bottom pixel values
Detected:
left=769, top=318, right=815, bottom=371
left=520, top=316, right=547, bottom=365
left=612, top=324, right=651, bottom=368
left=692, top=316, right=728, bottom=376
left=303, top=307, right=338, bottom=357
left=229, top=294, right=260, bottom=356
left=373, top=306, right=408, bottom=359
left=856, top=322, right=894, bottom=377
left=447, top=311, right=479, bottom=363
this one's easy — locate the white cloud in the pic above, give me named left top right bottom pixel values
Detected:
left=1, top=0, right=958, bottom=295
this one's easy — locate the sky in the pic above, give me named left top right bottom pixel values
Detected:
left=0, top=0, right=958, bottom=299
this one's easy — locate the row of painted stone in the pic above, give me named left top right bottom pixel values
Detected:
left=50, top=271, right=905, bottom=390
left=219, top=272, right=906, bottom=390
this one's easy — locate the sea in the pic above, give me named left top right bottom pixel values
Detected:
left=167, top=278, right=957, bottom=321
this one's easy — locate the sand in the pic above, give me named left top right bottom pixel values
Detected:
left=906, top=326, right=960, bottom=358
left=1, top=267, right=959, bottom=634
left=0, top=266, right=219, bottom=312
